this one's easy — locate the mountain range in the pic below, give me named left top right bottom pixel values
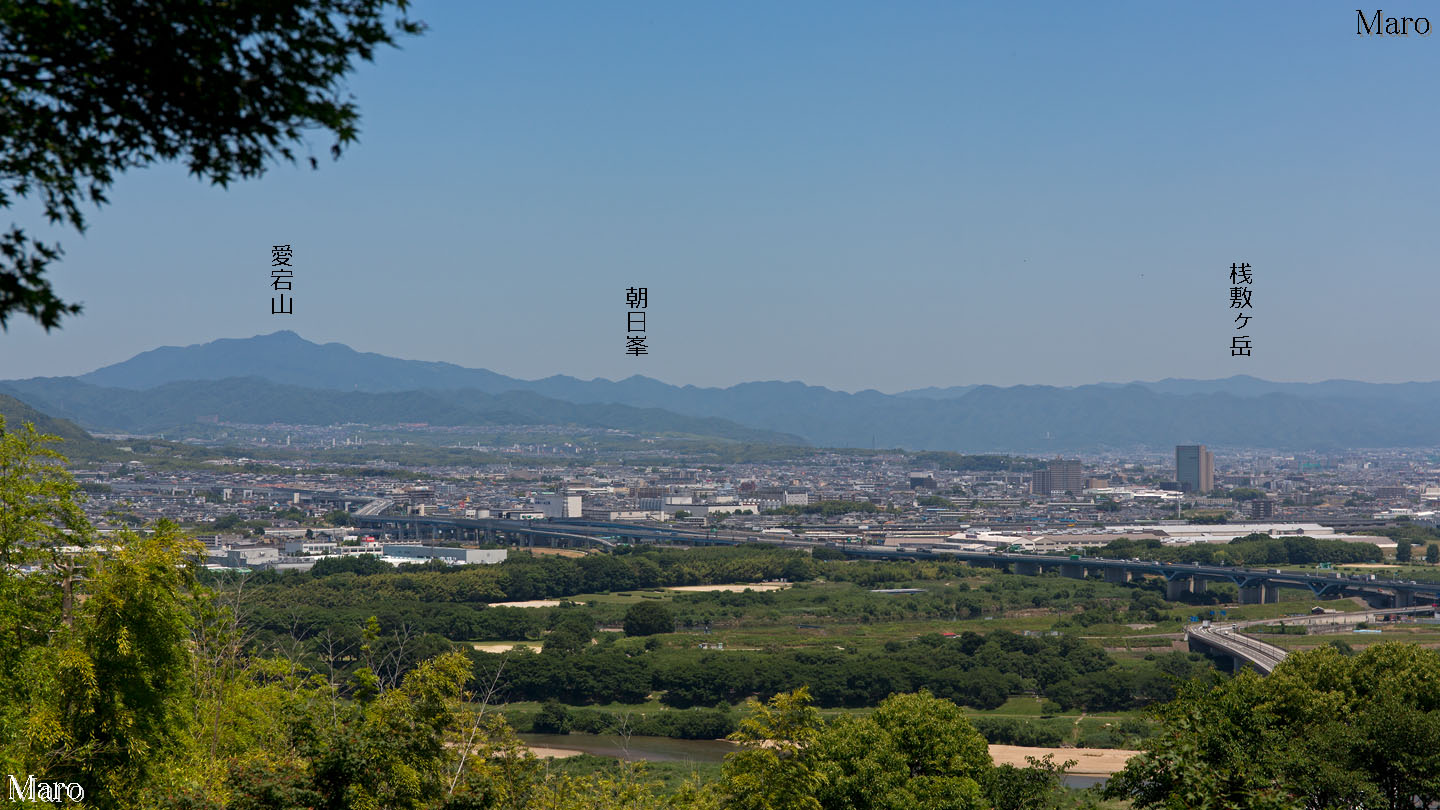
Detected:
left=6, top=331, right=1440, bottom=452
left=0, top=375, right=801, bottom=445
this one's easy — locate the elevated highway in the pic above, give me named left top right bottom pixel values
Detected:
left=837, top=545, right=1440, bottom=609
left=349, top=511, right=1440, bottom=609
left=1184, top=604, right=1436, bottom=674
left=1187, top=623, right=1289, bottom=674
left=352, top=498, right=394, bottom=517
left=349, top=514, right=807, bottom=549
left=351, top=514, right=621, bottom=548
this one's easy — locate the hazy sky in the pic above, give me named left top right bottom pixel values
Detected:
left=3, top=1, right=1437, bottom=391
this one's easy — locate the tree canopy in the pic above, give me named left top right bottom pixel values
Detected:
left=721, top=688, right=1065, bottom=810
left=1107, top=643, right=1440, bottom=809
left=623, top=601, right=675, bottom=637
left=0, top=0, right=422, bottom=330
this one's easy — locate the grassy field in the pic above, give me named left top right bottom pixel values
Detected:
left=654, top=587, right=1367, bottom=654
left=1265, top=625, right=1440, bottom=650
left=1213, top=594, right=1372, bottom=622
left=680, top=613, right=1059, bottom=650
left=472, top=565, right=1287, bottom=751
left=457, top=561, right=1440, bottom=766
left=570, top=589, right=680, bottom=606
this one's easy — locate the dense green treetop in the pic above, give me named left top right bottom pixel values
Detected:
left=721, top=688, right=1065, bottom=810
left=622, top=601, right=675, bottom=637
left=1108, top=643, right=1440, bottom=810
left=1091, top=534, right=1381, bottom=566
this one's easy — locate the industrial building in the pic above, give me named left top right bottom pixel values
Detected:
left=380, top=545, right=508, bottom=566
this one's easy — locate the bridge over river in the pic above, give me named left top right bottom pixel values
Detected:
left=1185, top=605, right=1437, bottom=673
left=353, top=513, right=1440, bottom=609
left=349, top=514, right=826, bottom=550
left=840, top=546, right=1440, bottom=610
left=349, top=512, right=1440, bottom=674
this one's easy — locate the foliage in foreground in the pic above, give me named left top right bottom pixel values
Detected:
left=1107, top=643, right=1440, bottom=810
left=0, top=0, right=422, bottom=330
left=723, top=688, right=1041, bottom=810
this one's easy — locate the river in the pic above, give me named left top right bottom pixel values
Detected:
left=517, top=733, right=1110, bottom=789
left=520, top=733, right=739, bottom=763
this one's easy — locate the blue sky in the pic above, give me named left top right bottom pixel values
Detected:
left=3, top=1, right=1437, bottom=391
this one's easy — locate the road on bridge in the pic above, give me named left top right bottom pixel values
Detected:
left=1187, top=623, right=1288, bottom=674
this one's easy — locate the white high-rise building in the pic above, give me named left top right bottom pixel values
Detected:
left=534, top=494, right=583, bottom=518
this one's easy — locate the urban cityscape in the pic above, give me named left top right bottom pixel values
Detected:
left=5, top=3, right=1440, bottom=809
left=69, top=439, right=1438, bottom=571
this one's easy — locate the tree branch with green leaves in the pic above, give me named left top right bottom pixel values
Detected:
left=0, top=0, right=424, bottom=330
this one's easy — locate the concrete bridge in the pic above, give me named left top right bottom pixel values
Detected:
left=349, top=514, right=789, bottom=549
left=1187, top=623, right=1289, bottom=673
left=353, top=498, right=394, bottom=517
left=1184, top=605, right=1436, bottom=674
left=351, top=514, right=625, bottom=548
left=348, top=513, right=1440, bottom=610
left=838, top=546, right=1440, bottom=609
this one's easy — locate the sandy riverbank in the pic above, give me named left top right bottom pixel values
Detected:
left=527, top=745, right=585, bottom=759
left=523, top=742, right=1140, bottom=775
left=665, top=583, right=790, bottom=593
left=988, top=744, right=1139, bottom=774
left=471, top=642, right=542, bottom=653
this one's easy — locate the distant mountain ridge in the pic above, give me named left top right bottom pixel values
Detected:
left=78, top=331, right=519, bottom=392
left=0, top=375, right=802, bottom=443
left=10, top=331, right=1440, bottom=451
left=903, top=374, right=1440, bottom=402
left=1111, top=374, right=1440, bottom=402
left=76, top=331, right=1440, bottom=400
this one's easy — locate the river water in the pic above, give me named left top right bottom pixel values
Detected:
left=520, top=732, right=738, bottom=763
left=518, top=733, right=1108, bottom=789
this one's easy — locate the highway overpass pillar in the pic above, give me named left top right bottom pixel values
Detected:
left=1061, top=563, right=1085, bottom=579
left=1014, top=561, right=1041, bottom=576
left=1104, top=568, right=1130, bottom=585
left=1397, top=591, right=1416, bottom=608
left=1192, top=579, right=1208, bottom=594
left=1239, top=585, right=1265, bottom=604
left=1166, top=577, right=1191, bottom=600
left=1263, top=584, right=1281, bottom=604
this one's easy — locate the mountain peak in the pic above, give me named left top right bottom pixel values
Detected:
left=12, top=332, right=1440, bottom=452
left=71, top=331, right=516, bottom=393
